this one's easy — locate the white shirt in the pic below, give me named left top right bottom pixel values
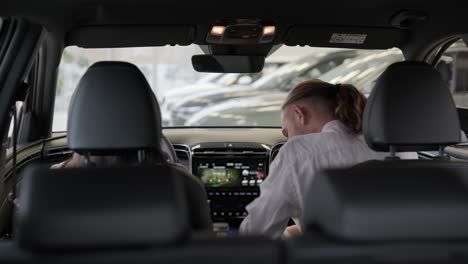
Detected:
left=239, top=120, right=416, bottom=239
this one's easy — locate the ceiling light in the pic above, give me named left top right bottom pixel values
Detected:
left=211, top=26, right=226, bottom=36
left=263, top=26, right=276, bottom=36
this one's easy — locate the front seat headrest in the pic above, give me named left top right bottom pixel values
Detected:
left=305, top=164, right=468, bottom=241
left=67, top=61, right=162, bottom=154
left=17, top=165, right=189, bottom=251
left=363, top=61, right=461, bottom=152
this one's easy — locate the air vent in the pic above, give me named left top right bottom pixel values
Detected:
left=269, top=142, right=285, bottom=163
left=172, top=144, right=192, bottom=170
left=173, top=144, right=191, bottom=159
left=45, top=147, right=72, bottom=158
left=193, top=149, right=268, bottom=156
left=192, top=142, right=269, bottom=156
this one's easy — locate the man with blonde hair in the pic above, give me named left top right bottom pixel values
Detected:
left=240, top=80, right=392, bottom=239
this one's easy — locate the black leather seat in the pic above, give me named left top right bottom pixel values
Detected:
left=363, top=61, right=460, bottom=153
left=55, top=62, right=212, bottom=230
left=0, top=62, right=284, bottom=264
left=17, top=166, right=190, bottom=251
left=13, top=165, right=283, bottom=264
left=289, top=62, right=468, bottom=264
left=65, top=61, right=211, bottom=231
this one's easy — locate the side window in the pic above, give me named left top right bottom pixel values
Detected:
left=438, top=40, right=468, bottom=136
left=438, top=40, right=468, bottom=107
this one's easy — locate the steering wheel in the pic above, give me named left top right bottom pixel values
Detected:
left=160, top=134, right=178, bottom=163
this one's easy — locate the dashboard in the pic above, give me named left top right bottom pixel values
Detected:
left=165, top=128, right=286, bottom=231
left=42, top=128, right=287, bottom=232
left=12, top=127, right=433, bottom=236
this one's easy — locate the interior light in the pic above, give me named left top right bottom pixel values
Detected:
left=211, top=26, right=226, bottom=36
left=263, top=26, right=276, bottom=36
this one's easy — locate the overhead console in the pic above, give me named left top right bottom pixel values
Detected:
left=206, top=20, right=276, bottom=45
left=192, top=19, right=277, bottom=73
left=191, top=142, right=270, bottom=231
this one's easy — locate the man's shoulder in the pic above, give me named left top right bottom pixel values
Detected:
left=283, top=133, right=331, bottom=151
left=280, top=131, right=356, bottom=163
left=277, top=134, right=328, bottom=162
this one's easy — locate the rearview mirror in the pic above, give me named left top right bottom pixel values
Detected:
left=192, top=55, right=265, bottom=73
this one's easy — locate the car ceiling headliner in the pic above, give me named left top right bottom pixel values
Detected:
left=1, top=0, right=467, bottom=58
left=2, top=0, right=463, bottom=27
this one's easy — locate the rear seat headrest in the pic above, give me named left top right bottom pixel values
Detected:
left=304, top=164, right=468, bottom=241
left=363, top=61, right=461, bottom=152
left=17, top=165, right=189, bottom=251
left=68, top=61, right=162, bottom=154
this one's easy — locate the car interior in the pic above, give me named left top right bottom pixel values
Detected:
left=1, top=0, right=468, bottom=263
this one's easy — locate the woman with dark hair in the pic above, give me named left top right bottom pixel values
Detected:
left=239, top=80, right=415, bottom=239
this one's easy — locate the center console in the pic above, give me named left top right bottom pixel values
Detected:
left=191, top=142, right=270, bottom=232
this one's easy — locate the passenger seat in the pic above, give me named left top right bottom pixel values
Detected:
left=289, top=62, right=468, bottom=264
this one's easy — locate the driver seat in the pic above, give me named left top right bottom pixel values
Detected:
left=65, top=61, right=211, bottom=230
left=9, top=63, right=276, bottom=264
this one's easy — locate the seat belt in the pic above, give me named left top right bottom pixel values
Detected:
left=8, top=103, right=19, bottom=205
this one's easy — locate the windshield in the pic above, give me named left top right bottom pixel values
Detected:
left=320, top=49, right=404, bottom=95
left=53, top=46, right=403, bottom=131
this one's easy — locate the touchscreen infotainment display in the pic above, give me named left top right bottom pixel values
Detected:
left=199, top=168, right=241, bottom=188
left=196, top=159, right=266, bottom=188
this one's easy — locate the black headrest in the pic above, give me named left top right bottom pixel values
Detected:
left=305, top=163, right=468, bottom=241
left=67, top=61, right=162, bottom=154
left=363, top=61, right=461, bottom=152
left=17, top=165, right=189, bottom=251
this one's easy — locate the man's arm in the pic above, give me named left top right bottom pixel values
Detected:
left=239, top=148, right=299, bottom=239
